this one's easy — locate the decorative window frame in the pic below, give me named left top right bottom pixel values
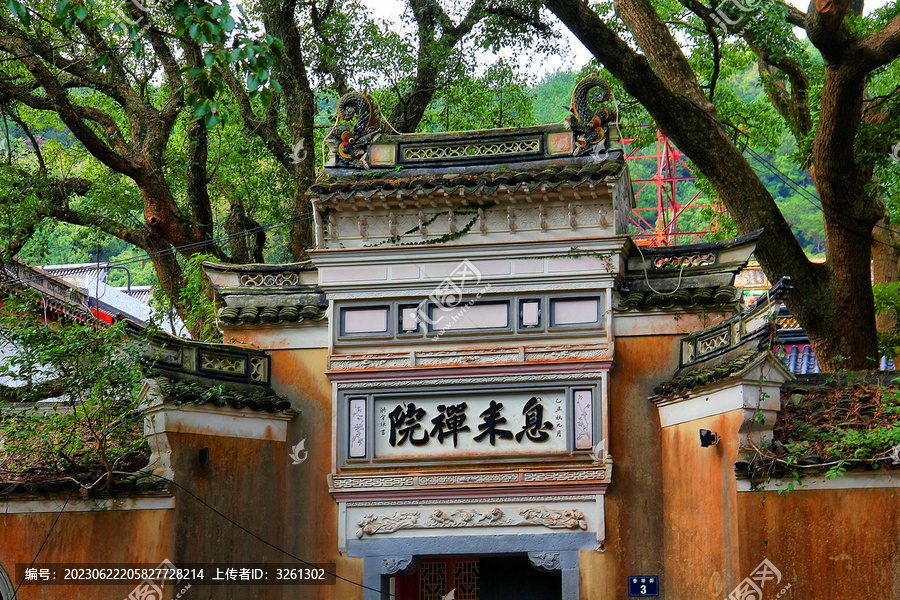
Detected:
left=334, top=293, right=606, bottom=347
left=338, top=305, right=393, bottom=338
left=518, top=298, right=543, bottom=329
left=548, top=297, right=604, bottom=330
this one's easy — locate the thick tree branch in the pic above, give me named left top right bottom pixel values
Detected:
left=0, top=38, right=140, bottom=178
left=5, top=104, right=45, bottom=172
left=219, top=65, right=297, bottom=175
left=182, top=41, right=213, bottom=241
left=541, top=0, right=814, bottom=295
left=0, top=378, right=69, bottom=402
left=0, top=14, right=140, bottom=112
left=483, top=6, right=552, bottom=34
left=806, top=0, right=854, bottom=63
left=754, top=50, right=813, bottom=142
left=852, top=13, right=900, bottom=77
left=706, top=20, right=720, bottom=102
left=615, top=0, right=713, bottom=112
left=782, top=1, right=808, bottom=28
left=267, top=0, right=317, bottom=258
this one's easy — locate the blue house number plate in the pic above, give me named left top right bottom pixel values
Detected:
left=628, top=576, right=659, bottom=597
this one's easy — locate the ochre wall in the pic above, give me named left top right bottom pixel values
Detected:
left=578, top=333, right=680, bottom=599
left=658, top=410, right=745, bottom=599
left=7, top=328, right=900, bottom=600
left=0, top=346, right=354, bottom=600
left=266, top=346, right=363, bottom=600
left=0, top=508, right=172, bottom=599
left=736, top=485, right=900, bottom=600
left=651, top=390, right=900, bottom=600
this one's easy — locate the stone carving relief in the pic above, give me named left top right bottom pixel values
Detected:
left=249, top=356, right=267, bottom=382
left=356, top=511, right=419, bottom=538
left=323, top=198, right=613, bottom=246
left=382, top=556, right=418, bottom=575
left=239, top=272, right=300, bottom=287
left=697, top=330, right=730, bottom=356
left=522, top=470, right=609, bottom=482
left=331, top=343, right=609, bottom=370
left=333, top=468, right=609, bottom=492
left=528, top=552, right=562, bottom=571
left=520, top=507, right=588, bottom=530
left=335, top=371, right=603, bottom=390
left=653, top=253, right=716, bottom=269
left=346, top=495, right=597, bottom=508
left=402, top=138, right=541, bottom=162
left=356, top=505, right=588, bottom=538
left=200, top=353, right=245, bottom=376
left=415, top=473, right=520, bottom=486
left=424, top=508, right=511, bottom=528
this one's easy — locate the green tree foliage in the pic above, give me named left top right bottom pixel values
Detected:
left=532, top=69, right=577, bottom=124
left=874, top=282, right=900, bottom=361
left=0, top=0, right=560, bottom=337
left=0, top=293, right=147, bottom=487
left=417, top=60, right=536, bottom=132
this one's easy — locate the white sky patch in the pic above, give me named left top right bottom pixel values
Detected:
left=361, top=1, right=897, bottom=80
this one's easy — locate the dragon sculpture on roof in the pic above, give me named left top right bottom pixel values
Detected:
left=324, top=91, right=382, bottom=169
left=566, top=75, right=616, bottom=158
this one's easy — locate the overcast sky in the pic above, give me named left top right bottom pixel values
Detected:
left=362, top=1, right=897, bottom=79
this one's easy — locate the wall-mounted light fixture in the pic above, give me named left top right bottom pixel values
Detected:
left=699, top=429, right=720, bottom=447
left=199, top=447, right=210, bottom=464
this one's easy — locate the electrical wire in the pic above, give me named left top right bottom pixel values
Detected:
left=675, top=92, right=900, bottom=252
left=12, top=474, right=90, bottom=598
left=743, top=147, right=900, bottom=251
left=7, top=468, right=412, bottom=599
left=138, top=470, right=414, bottom=600
left=635, top=242, right=688, bottom=295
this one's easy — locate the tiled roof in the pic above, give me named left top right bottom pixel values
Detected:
left=616, top=285, right=741, bottom=311
left=1, top=471, right=166, bottom=496
left=777, top=344, right=820, bottom=374
left=653, top=349, right=763, bottom=397
left=773, top=305, right=895, bottom=374
left=156, top=377, right=292, bottom=413
left=309, top=154, right=626, bottom=203
left=2, top=259, right=105, bottom=326
left=218, top=304, right=326, bottom=326
left=775, top=314, right=800, bottom=329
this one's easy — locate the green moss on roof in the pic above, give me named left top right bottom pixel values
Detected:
left=772, top=383, right=900, bottom=462
left=158, top=378, right=291, bottom=413
left=653, top=349, right=761, bottom=397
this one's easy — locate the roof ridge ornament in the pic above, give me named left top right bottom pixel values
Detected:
left=566, top=75, right=616, bottom=157
left=324, top=90, right=382, bottom=169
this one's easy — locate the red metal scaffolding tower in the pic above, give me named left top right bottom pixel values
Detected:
left=623, top=128, right=725, bottom=246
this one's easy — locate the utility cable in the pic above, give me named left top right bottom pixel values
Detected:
left=635, top=242, right=688, bottom=295
left=138, top=470, right=414, bottom=600
left=12, top=474, right=90, bottom=598
left=674, top=93, right=900, bottom=252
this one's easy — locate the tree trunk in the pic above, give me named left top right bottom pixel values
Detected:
left=389, top=66, right=441, bottom=133
left=543, top=0, right=881, bottom=369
